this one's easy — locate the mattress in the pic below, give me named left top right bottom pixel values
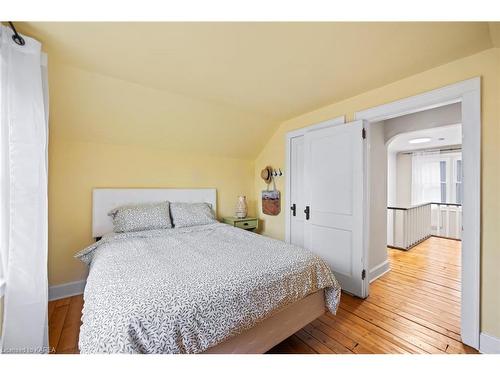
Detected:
left=75, top=223, right=341, bottom=353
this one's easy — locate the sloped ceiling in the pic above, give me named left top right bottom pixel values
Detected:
left=18, top=22, right=495, bottom=159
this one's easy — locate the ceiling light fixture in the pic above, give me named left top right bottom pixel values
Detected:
left=408, top=137, right=431, bottom=144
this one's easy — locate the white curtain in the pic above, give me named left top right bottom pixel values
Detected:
left=411, top=150, right=441, bottom=205
left=0, top=25, right=49, bottom=353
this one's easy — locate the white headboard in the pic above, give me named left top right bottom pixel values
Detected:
left=92, top=188, right=217, bottom=238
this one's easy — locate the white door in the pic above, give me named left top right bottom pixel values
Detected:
left=289, top=135, right=305, bottom=247
left=304, top=120, right=367, bottom=297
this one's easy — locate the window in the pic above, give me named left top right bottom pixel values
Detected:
left=456, top=159, right=463, bottom=204
left=440, top=160, right=447, bottom=203
left=412, top=150, right=462, bottom=205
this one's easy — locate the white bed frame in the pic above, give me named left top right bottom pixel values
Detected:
left=91, top=187, right=326, bottom=353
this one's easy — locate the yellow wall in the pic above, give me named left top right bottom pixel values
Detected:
left=49, top=139, right=255, bottom=285
left=254, top=47, right=500, bottom=336
left=47, top=63, right=257, bottom=286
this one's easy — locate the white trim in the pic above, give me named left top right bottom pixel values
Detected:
left=41, top=52, right=48, bottom=67
left=355, top=77, right=481, bottom=349
left=354, top=78, right=479, bottom=122
left=48, top=280, right=86, bottom=301
left=480, top=333, right=500, bottom=354
left=369, top=260, right=390, bottom=283
left=0, top=278, right=5, bottom=298
left=361, top=120, right=370, bottom=297
left=285, top=115, right=345, bottom=243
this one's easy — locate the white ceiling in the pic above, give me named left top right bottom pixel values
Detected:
left=388, top=124, right=462, bottom=153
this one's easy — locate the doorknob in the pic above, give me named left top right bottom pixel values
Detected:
left=291, top=203, right=296, bottom=216
left=304, top=206, right=310, bottom=220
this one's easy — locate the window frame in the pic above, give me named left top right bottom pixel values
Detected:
left=411, top=150, right=462, bottom=205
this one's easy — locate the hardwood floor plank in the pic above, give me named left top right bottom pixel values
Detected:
left=294, top=329, right=336, bottom=354
left=369, top=283, right=461, bottom=319
left=48, top=301, right=56, bottom=322
left=340, top=294, right=466, bottom=353
left=49, top=305, right=69, bottom=352
left=360, top=295, right=462, bottom=342
left=286, top=334, right=318, bottom=354
left=366, top=293, right=461, bottom=333
left=54, top=297, right=72, bottom=308
left=388, top=268, right=460, bottom=291
left=65, top=295, right=84, bottom=326
left=309, top=319, right=359, bottom=351
left=319, top=313, right=409, bottom=354
left=376, top=277, right=460, bottom=304
left=338, top=302, right=444, bottom=353
left=334, top=309, right=428, bottom=354
left=57, top=323, right=80, bottom=353
left=383, top=272, right=461, bottom=298
left=301, top=324, right=353, bottom=353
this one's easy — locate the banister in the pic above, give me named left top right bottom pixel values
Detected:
left=388, top=202, right=462, bottom=210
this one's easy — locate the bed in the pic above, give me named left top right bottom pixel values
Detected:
left=75, top=188, right=341, bottom=354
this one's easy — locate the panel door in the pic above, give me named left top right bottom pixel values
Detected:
left=304, top=120, right=366, bottom=297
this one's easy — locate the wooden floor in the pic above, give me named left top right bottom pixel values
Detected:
left=48, top=236, right=477, bottom=354
left=269, top=236, right=476, bottom=354
left=48, top=293, right=83, bottom=353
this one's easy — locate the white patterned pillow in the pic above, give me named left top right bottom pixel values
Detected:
left=170, top=202, right=217, bottom=228
left=108, top=201, right=172, bottom=233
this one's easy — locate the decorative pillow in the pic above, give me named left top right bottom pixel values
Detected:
left=108, top=201, right=172, bottom=233
left=170, top=202, right=217, bottom=228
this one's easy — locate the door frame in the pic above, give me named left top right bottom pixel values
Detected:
left=354, top=77, right=481, bottom=349
left=284, top=115, right=345, bottom=243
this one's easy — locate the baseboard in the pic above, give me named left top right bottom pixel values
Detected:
left=48, top=279, right=86, bottom=301
left=480, top=332, right=500, bottom=354
left=369, top=260, right=390, bottom=283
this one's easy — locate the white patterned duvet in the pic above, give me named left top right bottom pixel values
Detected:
left=75, top=223, right=341, bottom=353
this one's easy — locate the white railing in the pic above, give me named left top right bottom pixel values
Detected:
left=387, top=203, right=432, bottom=250
left=387, top=202, right=462, bottom=250
left=431, top=203, right=462, bottom=240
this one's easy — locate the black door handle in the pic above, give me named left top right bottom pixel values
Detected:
left=291, top=203, right=296, bottom=216
left=304, top=206, right=310, bottom=220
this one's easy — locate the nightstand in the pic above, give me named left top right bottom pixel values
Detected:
left=223, top=217, right=259, bottom=231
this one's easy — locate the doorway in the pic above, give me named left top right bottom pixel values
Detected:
left=355, top=78, right=481, bottom=349
left=387, top=123, right=463, bottom=250
left=285, top=78, right=480, bottom=349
